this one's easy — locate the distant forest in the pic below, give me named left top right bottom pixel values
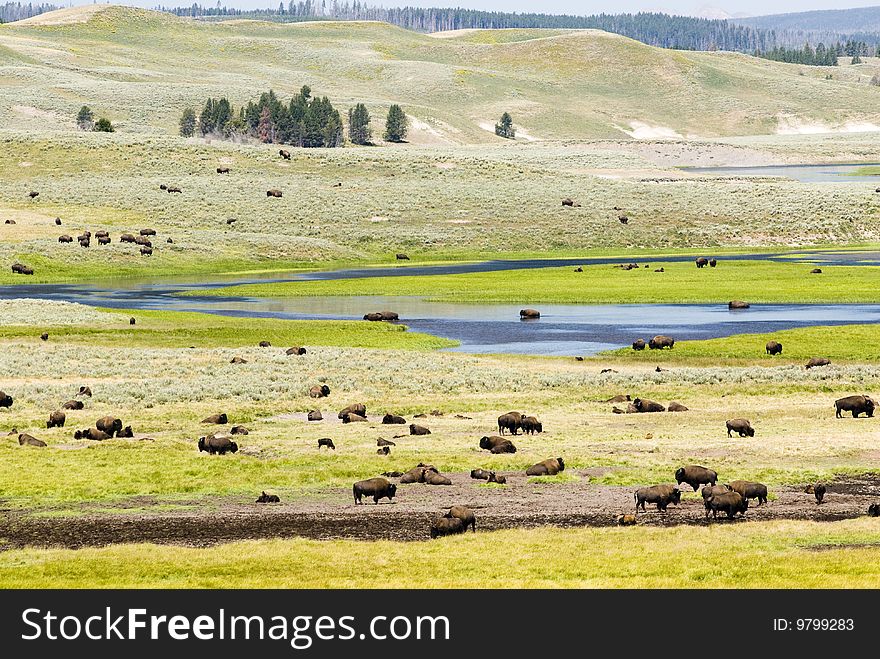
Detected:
left=0, top=2, right=59, bottom=23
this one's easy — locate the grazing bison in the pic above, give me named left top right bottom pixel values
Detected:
left=396, top=253, right=410, bottom=260
left=806, top=357, right=831, bottom=369
left=317, top=438, right=336, bottom=450
left=648, top=335, right=674, bottom=350
left=695, top=257, right=708, bottom=268
left=480, top=435, right=516, bottom=453
left=79, top=238, right=90, bottom=248
left=198, top=433, right=238, bottom=455
left=709, top=259, right=717, bottom=268
left=279, top=149, right=291, bottom=160
left=19, top=433, right=47, bottom=447
left=811, top=268, right=822, bottom=274
left=230, top=356, right=248, bottom=364
left=409, top=423, right=431, bottom=435
left=519, top=308, right=540, bottom=319
left=363, top=311, right=399, bottom=321
left=705, top=491, right=748, bottom=519
left=353, top=478, right=396, bottom=505
left=498, top=411, right=524, bottom=435
left=667, top=402, right=689, bottom=412
left=430, top=516, right=465, bottom=539
left=286, top=346, right=307, bottom=356
left=675, top=465, right=717, bottom=491
left=258, top=341, right=271, bottom=347
left=307, top=410, right=323, bottom=421
left=561, top=198, right=575, bottom=207
left=806, top=483, right=827, bottom=504
left=46, top=411, right=66, bottom=428
left=726, top=418, right=755, bottom=438
left=634, top=484, right=681, bottom=512
left=140, top=246, right=153, bottom=256
left=139, top=228, right=157, bottom=236
left=201, top=413, right=228, bottom=425
left=728, top=300, right=750, bottom=310
left=230, top=425, right=249, bottom=435
left=338, top=403, right=366, bottom=419
left=40, top=332, right=48, bottom=341
left=309, top=385, right=331, bottom=398
left=95, top=231, right=109, bottom=238
left=382, top=413, right=406, bottom=425
left=377, top=446, right=390, bottom=455
left=616, top=514, right=637, bottom=526
left=835, top=395, right=875, bottom=418
left=618, top=215, right=629, bottom=224
left=377, top=438, right=396, bottom=447
left=632, top=339, right=646, bottom=351
left=62, top=400, right=83, bottom=410
left=120, top=233, right=136, bottom=243
left=75, top=428, right=112, bottom=441
left=78, top=386, right=92, bottom=398
left=445, top=505, right=476, bottom=532
left=28, top=191, right=39, bottom=199
left=521, top=416, right=543, bottom=434
left=96, top=416, right=123, bottom=436
left=728, top=480, right=768, bottom=506
left=267, top=189, right=283, bottom=198
left=58, top=235, right=73, bottom=243
left=217, top=167, right=230, bottom=174
left=256, top=491, right=280, bottom=503
left=526, top=457, right=565, bottom=476
left=701, top=484, right=731, bottom=501
left=342, top=413, right=367, bottom=424
left=633, top=398, right=665, bottom=413
left=97, top=236, right=110, bottom=245
left=766, top=340, right=783, bottom=355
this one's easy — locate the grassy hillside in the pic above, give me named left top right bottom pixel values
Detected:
left=2, top=5, right=880, bottom=141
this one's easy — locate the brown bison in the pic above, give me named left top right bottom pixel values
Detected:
left=396, top=253, right=410, bottom=260
left=317, top=438, right=336, bottom=450
left=445, top=505, right=476, bottom=532
left=167, top=186, right=182, bottom=194
left=58, top=235, right=73, bottom=243
left=258, top=340, right=271, bottom=347
left=363, top=311, right=399, bottom=321
left=19, top=433, right=47, bottom=447
left=202, top=413, right=228, bottom=425
left=604, top=394, right=631, bottom=403
left=40, top=332, right=48, bottom=341
left=726, top=418, right=755, bottom=438
left=198, top=433, right=238, bottom=455
left=766, top=340, right=783, bottom=355
left=217, top=167, right=230, bottom=174
left=728, top=300, right=750, bottom=310
left=120, top=233, right=136, bottom=243
left=520, top=416, right=543, bottom=434
left=135, top=236, right=152, bottom=247
left=377, top=446, right=391, bottom=455
left=701, top=484, right=731, bottom=501
left=632, top=339, right=646, bottom=350
left=28, top=191, right=39, bottom=199
left=129, top=318, right=136, bottom=325
left=267, top=189, right=283, bottom=198
left=55, top=217, right=62, bottom=225
left=342, top=413, right=367, bottom=424
left=709, top=259, right=717, bottom=267
left=648, top=335, right=674, bottom=350
left=75, top=428, right=112, bottom=441
left=230, top=425, right=249, bottom=435
left=279, top=149, right=291, bottom=160
left=286, top=346, right=307, bottom=356
left=97, top=236, right=110, bottom=245
left=806, top=357, right=831, bottom=369
left=256, top=491, right=280, bottom=503
left=695, top=257, right=708, bottom=268
left=382, top=413, right=406, bottom=425
left=667, top=402, right=689, bottom=412
left=230, top=356, right=248, bottom=364
left=353, top=477, right=396, bottom=505
left=377, top=438, right=396, bottom=447
left=470, top=468, right=493, bottom=480
left=139, top=228, right=157, bottom=236
left=47, top=411, right=66, bottom=428
left=95, top=230, right=109, bottom=238
left=424, top=470, right=452, bottom=485
left=526, top=457, right=565, bottom=476
left=480, top=435, right=516, bottom=453
left=519, top=308, right=540, bottom=319
left=96, top=416, right=123, bottom=436
left=430, top=516, right=465, bottom=538
left=675, top=465, right=717, bottom=491
left=806, top=483, right=827, bottom=504
left=140, top=246, right=153, bottom=256
left=634, top=484, right=681, bottom=512
left=62, top=400, right=83, bottom=410
left=117, top=426, right=134, bottom=438
left=705, top=491, right=748, bottom=519
left=309, top=385, right=331, bottom=398
left=399, top=464, right=433, bottom=484
left=868, top=503, right=880, bottom=517
left=338, top=403, right=366, bottom=419
left=307, top=410, right=323, bottom=421
left=728, top=480, right=768, bottom=506
left=835, top=395, right=875, bottom=418
left=409, top=423, right=431, bottom=435
left=497, top=411, right=524, bottom=435
left=561, top=198, right=576, bottom=207
left=810, top=268, right=822, bottom=274
left=633, top=398, right=665, bottom=413
left=616, top=514, right=637, bottom=526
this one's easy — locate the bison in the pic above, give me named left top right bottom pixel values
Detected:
left=198, top=433, right=238, bottom=455
left=835, top=395, right=875, bottom=418
left=521, top=416, right=543, bottom=434
left=705, top=491, right=748, bottom=519
left=728, top=300, right=750, bottom=310
left=58, top=235, right=73, bottom=243
left=382, top=413, right=406, bottom=425
left=78, top=386, right=92, bottom=398
left=256, top=491, right=280, bottom=503
left=616, top=514, right=637, bottom=526
left=396, top=253, right=410, bottom=260
left=279, top=149, right=291, bottom=160
left=62, top=400, right=83, bottom=410
left=95, top=416, right=123, bottom=436
left=75, top=428, right=112, bottom=441
left=604, top=394, right=631, bottom=403
left=648, top=335, right=674, bottom=350
left=868, top=503, right=880, bottom=517
left=230, top=425, right=249, bottom=435
left=632, top=339, right=646, bottom=351
left=310, top=385, right=331, bottom=398
left=286, top=346, right=307, bottom=356
left=342, top=413, right=367, bottom=424
left=526, top=457, right=565, bottom=476
left=217, top=167, right=230, bottom=174
left=470, top=468, right=493, bottom=480
left=480, top=435, right=516, bottom=453
left=201, top=413, right=228, bottom=425
left=167, top=186, right=182, bottom=194
left=377, top=446, right=391, bottom=455
left=445, top=505, right=476, bottom=532
left=409, top=423, right=431, bottom=435
left=675, top=465, right=717, bottom=491
left=766, top=340, right=783, bottom=355
left=726, top=418, right=755, bottom=438
left=353, top=478, right=396, bottom=505
left=230, top=356, right=248, bottom=364
left=709, top=259, right=717, bottom=268
left=317, top=438, right=336, bottom=450
left=267, top=189, right=283, bottom=198
left=338, top=403, right=366, bottom=419
left=363, top=311, right=399, bottom=321
left=519, top=308, right=540, bottom=320
left=377, top=438, right=396, bottom=447
left=633, top=398, right=665, bottom=413
left=120, top=233, right=136, bottom=243
left=424, top=470, right=452, bottom=485
left=18, top=433, right=47, bottom=447
left=701, top=484, right=731, bottom=501
left=46, top=411, right=66, bottom=428
left=140, top=246, right=153, bottom=256
left=258, top=340, right=271, bottom=347
left=307, top=410, right=323, bottom=421
left=498, top=411, right=524, bottom=435
left=634, top=484, right=681, bottom=512
left=430, top=516, right=465, bottom=538
left=728, top=480, right=768, bottom=506
left=695, top=257, right=708, bottom=268
left=810, top=268, right=822, bottom=274
left=667, top=402, right=689, bottom=412
left=806, top=357, right=831, bottom=369
left=806, top=483, right=827, bottom=504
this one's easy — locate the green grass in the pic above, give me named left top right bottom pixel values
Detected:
left=0, top=307, right=456, bottom=350
left=2, top=519, right=880, bottom=587
left=195, top=260, right=880, bottom=303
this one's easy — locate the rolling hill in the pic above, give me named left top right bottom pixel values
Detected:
left=2, top=5, right=880, bottom=142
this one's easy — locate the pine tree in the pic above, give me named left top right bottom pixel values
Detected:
left=495, top=112, right=515, bottom=139
left=348, top=103, right=372, bottom=145
left=179, top=108, right=196, bottom=137
left=852, top=54, right=863, bottom=64
left=76, top=105, right=94, bottom=131
left=257, top=106, right=273, bottom=143
left=383, top=104, right=408, bottom=142
left=94, top=118, right=114, bottom=133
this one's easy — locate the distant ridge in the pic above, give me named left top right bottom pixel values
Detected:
left=736, top=6, right=880, bottom=33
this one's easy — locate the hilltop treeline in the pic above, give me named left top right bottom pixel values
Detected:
left=0, top=2, right=59, bottom=23
left=196, top=87, right=343, bottom=147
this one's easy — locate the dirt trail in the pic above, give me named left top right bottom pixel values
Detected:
left=1, top=475, right=877, bottom=549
